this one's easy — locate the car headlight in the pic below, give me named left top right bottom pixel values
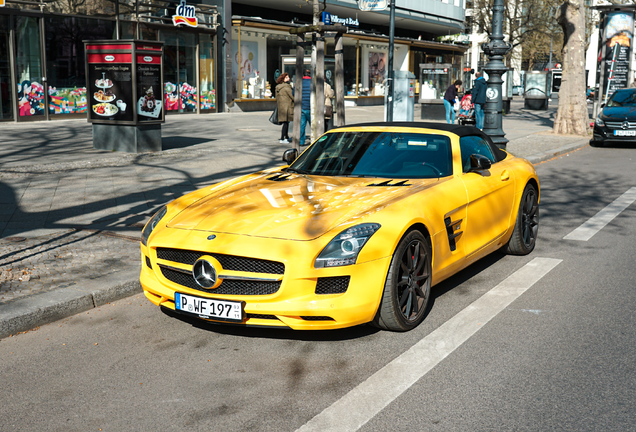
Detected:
left=315, top=223, right=381, bottom=268
left=141, top=205, right=167, bottom=246
left=595, top=117, right=605, bottom=127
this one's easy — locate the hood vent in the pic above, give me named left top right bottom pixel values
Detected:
left=267, top=173, right=293, bottom=182
left=367, top=179, right=411, bottom=187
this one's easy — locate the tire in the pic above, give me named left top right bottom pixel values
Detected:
left=505, top=183, right=539, bottom=255
left=590, top=140, right=603, bottom=147
left=373, top=230, right=432, bottom=332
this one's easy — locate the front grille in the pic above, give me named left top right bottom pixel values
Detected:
left=160, top=266, right=281, bottom=295
left=605, top=121, right=636, bottom=129
left=315, top=276, right=350, bottom=294
left=156, top=247, right=284, bottom=274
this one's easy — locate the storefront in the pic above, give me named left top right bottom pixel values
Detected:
left=0, top=0, right=219, bottom=122
left=230, top=15, right=466, bottom=110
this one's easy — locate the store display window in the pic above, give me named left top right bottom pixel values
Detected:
left=16, top=16, right=45, bottom=117
left=45, top=16, right=116, bottom=116
left=0, top=15, right=13, bottom=120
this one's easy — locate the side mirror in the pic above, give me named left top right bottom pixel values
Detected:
left=469, top=154, right=492, bottom=171
left=600, top=103, right=605, bottom=108
left=282, top=148, right=298, bottom=165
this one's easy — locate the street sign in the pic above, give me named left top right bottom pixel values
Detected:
left=0, top=0, right=5, bottom=7
left=359, top=0, right=388, bottom=11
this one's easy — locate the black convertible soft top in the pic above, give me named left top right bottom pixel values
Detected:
left=333, top=121, right=508, bottom=162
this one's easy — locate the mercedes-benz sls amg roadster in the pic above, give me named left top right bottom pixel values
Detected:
left=140, top=122, right=539, bottom=331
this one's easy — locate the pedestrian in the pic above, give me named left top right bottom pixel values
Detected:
left=299, top=69, right=312, bottom=146
left=275, top=73, right=293, bottom=144
left=471, top=72, right=487, bottom=130
left=443, top=79, right=462, bottom=124
left=324, top=80, right=335, bottom=132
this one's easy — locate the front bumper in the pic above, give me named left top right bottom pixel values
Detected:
left=140, top=229, right=393, bottom=330
left=593, top=124, right=636, bottom=142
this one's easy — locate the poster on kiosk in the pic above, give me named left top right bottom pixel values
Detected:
left=85, top=40, right=164, bottom=125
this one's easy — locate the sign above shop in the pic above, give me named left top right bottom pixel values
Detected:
left=358, top=0, right=388, bottom=11
left=0, top=0, right=5, bottom=7
left=422, top=68, right=449, bottom=74
left=173, top=0, right=198, bottom=28
left=322, top=12, right=359, bottom=27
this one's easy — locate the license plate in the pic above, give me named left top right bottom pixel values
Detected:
left=174, top=292, right=244, bottom=322
left=614, top=130, right=636, bottom=136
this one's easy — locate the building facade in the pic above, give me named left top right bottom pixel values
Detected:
left=0, top=0, right=467, bottom=122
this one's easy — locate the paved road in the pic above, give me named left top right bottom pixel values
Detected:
left=0, top=101, right=588, bottom=338
left=0, top=143, right=634, bottom=432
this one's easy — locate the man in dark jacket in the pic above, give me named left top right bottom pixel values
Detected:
left=471, top=72, right=487, bottom=130
left=299, top=69, right=312, bottom=145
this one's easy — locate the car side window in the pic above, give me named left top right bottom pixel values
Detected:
left=459, top=135, right=496, bottom=173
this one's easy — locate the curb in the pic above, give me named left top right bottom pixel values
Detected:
left=526, top=139, right=589, bottom=165
left=0, top=270, right=141, bottom=339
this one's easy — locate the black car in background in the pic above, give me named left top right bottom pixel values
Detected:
left=592, top=88, right=636, bottom=146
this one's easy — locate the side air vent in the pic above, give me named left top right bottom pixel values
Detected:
left=367, top=179, right=411, bottom=187
left=267, top=173, right=293, bottom=181
left=444, top=216, right=463, bottom=252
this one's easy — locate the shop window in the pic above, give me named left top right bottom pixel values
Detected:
left=162, top=30, right=197, bottom=113
left=266, top=36, right=296, bottom=99
left=140, top=25, right=158, bottom=41
left=45, top=17, right=115, bottom=115
left=16, top=16, right=44, bottom=117
left=120, top=21, right=137, bottom=39
left=199, top=33, right=215, bottom=111
left=0, top=15, right=13, bottom=120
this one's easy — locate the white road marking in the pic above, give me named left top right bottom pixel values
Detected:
left=564, top=187, right=636, bottom=241
left=296, top=257, right=562, bottom=432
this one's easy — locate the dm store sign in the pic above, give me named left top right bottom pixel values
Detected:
left=173, top=0, right=198, bottom=27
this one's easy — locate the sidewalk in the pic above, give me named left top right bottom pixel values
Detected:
left=0, top=100, right=590, bottom=338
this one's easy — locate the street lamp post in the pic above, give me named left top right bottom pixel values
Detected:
left=481, top=0, right=512, bottom=149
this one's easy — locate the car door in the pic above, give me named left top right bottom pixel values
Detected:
left=459, top=135, right=516, bottom=257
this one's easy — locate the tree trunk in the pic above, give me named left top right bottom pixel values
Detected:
left=553, top=0, right=589, bottom=136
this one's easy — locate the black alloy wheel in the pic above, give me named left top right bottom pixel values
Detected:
left=373, top=230, right=432, bottom=331
left=505, top=183, right=539, bottom=255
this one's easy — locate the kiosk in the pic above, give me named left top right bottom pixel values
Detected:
left=419, top=63, right=452, bottom=121
left=523, top=71, right=549, bottom=110
left=85, top=40, right=165, bottom=152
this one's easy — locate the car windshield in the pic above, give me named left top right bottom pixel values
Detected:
left=607, top=91, right=636, bottom=107
left=289, top=131, right=453, bottom=178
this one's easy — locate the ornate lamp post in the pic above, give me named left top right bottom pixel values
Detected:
left=481, top=0, right=512, bottom=149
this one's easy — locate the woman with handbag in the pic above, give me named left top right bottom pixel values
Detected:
left=324, top=81, right=335, bottom=132
left=275, top=73, right=293, bottom=144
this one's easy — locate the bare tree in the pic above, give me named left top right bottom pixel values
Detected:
left=471, top=0, right=564, bottom=67
left=553, top=0, right=589, bottom=135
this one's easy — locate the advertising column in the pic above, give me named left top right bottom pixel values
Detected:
left=85, top=40, right=164, bottom=152
left=601, top=11, right=633, bottom=103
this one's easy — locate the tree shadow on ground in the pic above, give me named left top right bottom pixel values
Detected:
left=162, top=137, right=216, bottom=150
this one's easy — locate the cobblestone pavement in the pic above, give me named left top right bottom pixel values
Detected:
left=0, top=229, right=139, bottom=304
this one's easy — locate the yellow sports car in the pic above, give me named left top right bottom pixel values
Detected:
left=140, top=123, right=539, bottom=331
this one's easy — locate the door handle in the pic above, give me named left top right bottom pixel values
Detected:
left=501, top=170, right=510, bottom=181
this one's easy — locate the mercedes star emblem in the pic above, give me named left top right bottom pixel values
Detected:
left=622, top=121, right=630, bottom=130
left=192, top=259, right=217, bottom=288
